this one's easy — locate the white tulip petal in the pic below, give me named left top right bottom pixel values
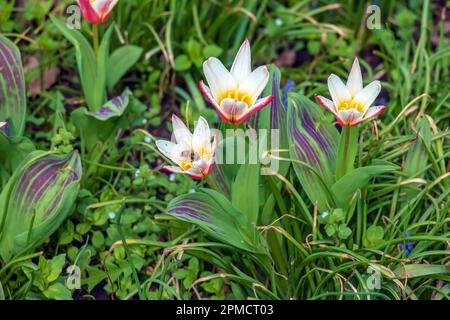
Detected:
left=220, top=98, right=248, bottom=119
left=328, top=74, right=352, bottom=106
left=353, top=80, right=381, bottom=111
left=0, top=122, right=7, bottom=129
left=346, top=57, right=363, bottom=97
left=192, top=116, right=211, bottom=157
left=238, top=66, right=270, bottom=103
left=171, top=115, right=192, bottom=150
left=156, top=140, right=182, bottom=162
left=231, top=39, right=251, bottom=84
left=203, top=57, right=236, bottom=99
left=361, top=105, right=386, bottom=122
left=315, top=95, right=337, bottom=113
left=338, top=109, right=363, bottom=125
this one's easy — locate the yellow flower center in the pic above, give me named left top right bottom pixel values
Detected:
left=338, top=100, right=364, bottom=113
left=179, top=160, right=193, bottom=171
left=218, top=89, right=253, bottom=107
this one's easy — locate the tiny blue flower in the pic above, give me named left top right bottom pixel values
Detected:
left=144, top=136, right=152, bottom=143
left=142, top=119, right=148, bottom=124
left=399, top=232, right=415, bottom=256
left=169, top=174, right=176, bottom=182
left=321, top=211, right=329, bottom=219
left=108, top=211, right=116, bottom=219
left=189, top=188, right=196, bottom=193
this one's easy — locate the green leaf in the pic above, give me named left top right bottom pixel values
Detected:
left=202, top=44, right=222, bottom=58
left=403, top=117, right=431, bottom=199
left=394, top=264, right=450, bottom=279
left=174, top=54, right=192, bottom=71
left=338, top=224, right=352, bottom=239
left=231, top=163, right=259, bottom=225
left=331, top=164, right=398, bottom=208
left=50, top=16, right=98, bottom=111
left=47, top=254, right=66, bottom=283
left=167, top=188, right=263, bottom=252
left=325, top=224, right=336, bottom=237
left=43, top=283, right=72, bottom=300
left=363, top=224, right=384, bottom=248
left=0, top=33, right=27, bottom=137
left=107, top=45, right=142, bottom=90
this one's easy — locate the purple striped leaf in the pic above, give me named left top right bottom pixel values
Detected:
left=167, top=189, right=263, bottom=252
left=86, top=89, right=131, bottom=121
left=288, top=93, right=339, bottom=212
left=0, top=34, right=26, bottom=137
left=0, top=151, right=82, bottom=261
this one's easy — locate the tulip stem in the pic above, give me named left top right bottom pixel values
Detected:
left=335, top=125, right=359, bottom=181
left=92, top=24, right=99, bottom=54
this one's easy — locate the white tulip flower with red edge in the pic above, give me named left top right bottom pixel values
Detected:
left=0, top=122, right=7, bottom=129
left=199, top=39, right=273, bottom=125
left=156, top=115, right=218, bottom=180
left=316, top=57, right=386, bottom=127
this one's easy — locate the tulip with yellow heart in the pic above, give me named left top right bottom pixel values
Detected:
left=316, top=57, right=385, bottom=127
left=199, top=39, right=273, bottom=124
left=156, top=115, right=218, bottom=180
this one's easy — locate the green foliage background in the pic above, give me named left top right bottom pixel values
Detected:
left=0, top=0, right=448, bottom=300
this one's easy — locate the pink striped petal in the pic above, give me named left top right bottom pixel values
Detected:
left=315, top=95, right=346, bottom=126
left=199, top=80, right=231, bottom=123
left=235, top=95, right=273, bottom=125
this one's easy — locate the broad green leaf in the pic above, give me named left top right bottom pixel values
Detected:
left=167, top=188, right=263, bottom=253
left=0, top=33, right=26, bottom=137
left=43, top=283, right=72, bottom=300
left=107, top=45, right=142, bottom=90
left=50, top=16, right=98, bottom=111
left=403, top=116, right=431, bottom=199
left=288, top=93, right=339, bottom=212
left=94, top=25, right=114, bottom=111
left=0, top=151, right=82, bottom=261
left=231, top=163, right=259, bottom=224
left=394, top=264, right=450, bottom=279
left=47, top=254, right=66, bottom=283
left=331, top=165, right=398, bottom=208
left=0, top=134, right=35, bottom=174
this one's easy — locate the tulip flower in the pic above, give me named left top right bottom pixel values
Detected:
left=316, top=57, right=385, bottom=127
left=156, top=115, right=218, bottom=180
left=0, top=121, right=7, bottom=129
left=77, top=0, right=119, bottom=24
left=199, top=39, right=273, bottom=124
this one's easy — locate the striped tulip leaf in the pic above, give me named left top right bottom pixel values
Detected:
left=0, top=33, right=26, bottom=137
left=287, top=93, right=339, bottom=212
left=0, top=151, right=82, bottom=261
left=167, top=188, right=263, bottom=252
left=86, top=89, right=132, bottom=121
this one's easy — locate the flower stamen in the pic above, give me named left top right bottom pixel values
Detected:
left=338, top=100, right=364, bottom=113
left=218, top=89, right=252, bottom=107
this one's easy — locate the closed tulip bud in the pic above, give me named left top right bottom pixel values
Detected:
left=0, top=151, right=82, bottom=261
